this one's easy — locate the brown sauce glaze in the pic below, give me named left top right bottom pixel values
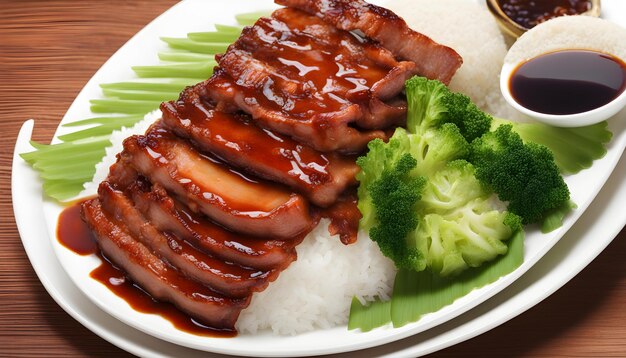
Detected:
left=319, top=191, right=361, bottom=245
left=510, top=50, right=626, bottom=115
left=126, top=176, right=299, bottom=271
left=175, top=202, right=300, bottom=261
left=57, top=201, right=236, bottom=337
left=205, top=69, right=389, bottom=155
left=220, top=8, right=398, bottom=120
left=90, top=252, right=236, bottom=338
left=164, top=97, right=332, bottom=187
left=252, top=12, right=391, bottom=98
left=57, top=201, right=97, bottom=255
left=135, top=126, right=296, bottom=214
left=498, top=0, right=592, bottom=29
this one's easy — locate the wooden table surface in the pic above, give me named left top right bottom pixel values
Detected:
left=1, top=1, right=625, bottom=357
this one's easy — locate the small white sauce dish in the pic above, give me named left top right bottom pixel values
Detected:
left=497, top=15, right=626, bottom=128
left=500, top=61, right=626, bottom=127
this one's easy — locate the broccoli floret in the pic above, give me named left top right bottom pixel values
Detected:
left=357, top=128, right=416, bottom=230
left=491, top=117, right=612, bottom=175
left=358, top=76, right=585, bottom=275
left=368, top=154, right=427, bottom=271
left=412, top=161, right=521, bottom=276
left=417, top=160, right=484, bottom=213
left=357, top=123, right=520, bottom=276
left=407, top=123, right=470, bottom=176
left=405, top=76, right=492, bottom=142
left=357, top=78, right=525, bottom=276
left=471, top=124, right=570, bottom=225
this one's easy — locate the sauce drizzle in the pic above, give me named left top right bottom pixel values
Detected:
left=90, top=252, right=236, bottom=338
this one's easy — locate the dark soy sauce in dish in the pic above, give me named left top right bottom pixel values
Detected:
left=510, top=50, right=626, bottom=115
left=497, top=0, right=592, bottom=29
left=57, top=201, right=236, bottom=337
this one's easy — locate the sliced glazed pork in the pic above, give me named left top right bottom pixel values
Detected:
left=275, top=0, right=463, bottom=84
left=205, top=7, right=420, bottom=153
left=80, top=0, right=463, bottom=332
left=128, top=177, right=298, bottom=271
left=207, top=69, right=388, bottom=154
left=161, top=84, right=360, bottom=207
left=99, top=181, right=280, bottom=297
left=120, top=125, right=313, bottom=239
left=81, top=199, right=250, bottom=329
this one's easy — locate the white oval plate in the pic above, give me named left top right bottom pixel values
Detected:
left=14, top=0, right=626, bottom=356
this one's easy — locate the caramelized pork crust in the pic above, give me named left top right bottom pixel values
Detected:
left=161, top=85, right=360, bottom=207
left=207, top=69, right=388, bottom=154
left=275, top=0, right=463, bottom=84
left=106, top=163, right=298, bottom=271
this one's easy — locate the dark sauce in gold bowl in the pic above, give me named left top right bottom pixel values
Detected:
left=510, top=50, right=626, bottom=115
left=497, top=0, right=593, bottom=29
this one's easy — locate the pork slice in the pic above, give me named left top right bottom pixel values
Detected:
left=120, top=125, right=313, bottom=239
left=357, top=96, right=407, bottom=129
left=205, top=69, right=387, bottom=154
left=275, top=0, right=463, bottom=84
left=268, top=9, right=418, bottom=102
left=81, top=198, right=250, bottom=330
left=128, top=179, right=298, bottom=271
left=161, top=86, right=360, bottom=207
left=98, top=181, right=278, bottom=297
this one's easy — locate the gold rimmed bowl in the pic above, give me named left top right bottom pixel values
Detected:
left=486, top=0, right=601, bottom=38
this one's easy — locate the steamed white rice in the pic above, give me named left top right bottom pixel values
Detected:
left=237, top=223, right=396, bottom=334
left=387, top=0, right=523, bottom=120
left=81, top=0, right=513, bottom=335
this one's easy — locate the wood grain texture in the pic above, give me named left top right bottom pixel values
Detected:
left=0, top=1, right=625, bottom=357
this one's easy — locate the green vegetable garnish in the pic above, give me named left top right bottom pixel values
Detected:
left=491, top=117, right=612, bottom=175
left=349, top=229, right=524, bottom=330
left=471, top=124, right=570, bottom=225
left=368, top=153, right=426, bottom=271
left=415, top=160, right=522, bottom=276
left=358, top=77, right=522, bottom=277
left=406, top=76, right=492, bottom=142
